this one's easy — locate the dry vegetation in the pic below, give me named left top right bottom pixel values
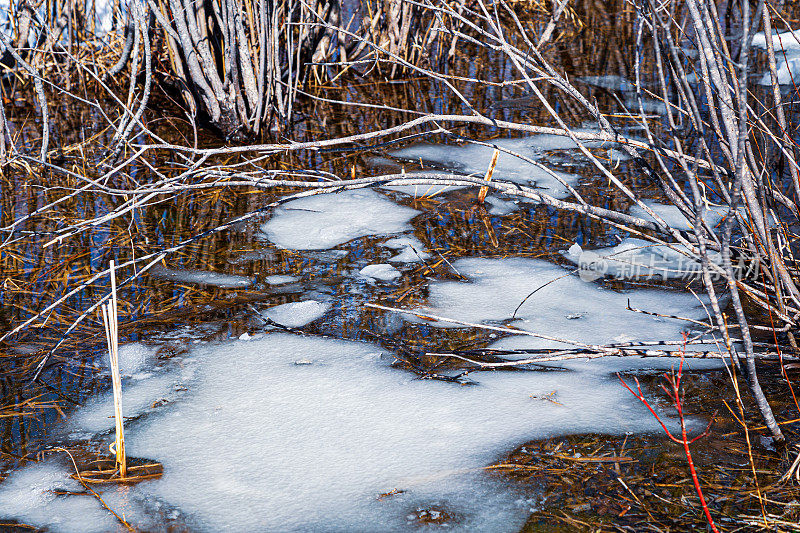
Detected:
left=3, top=0, right=800, bottom=530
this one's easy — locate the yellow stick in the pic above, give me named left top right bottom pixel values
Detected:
left=478, top=148, right=500, bottom=204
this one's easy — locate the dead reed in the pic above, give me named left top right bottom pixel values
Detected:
left=100, top=260, right=126, bottom=478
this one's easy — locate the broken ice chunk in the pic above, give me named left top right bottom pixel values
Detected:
left=359, top=264, right=402, bottom=281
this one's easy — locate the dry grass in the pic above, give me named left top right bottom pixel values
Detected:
left=491, top=369, right=800, bottom=532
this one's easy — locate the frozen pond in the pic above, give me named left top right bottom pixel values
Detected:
left=261, top=189, right=420, bottom=250
left=0, top=333, right=698, bottom=532
left=1, top=109, right=727, bottom=533
left=0, top=180, right=725, bottom=531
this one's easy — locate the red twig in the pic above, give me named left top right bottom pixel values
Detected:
left=617, top=337, right=719, bottom=533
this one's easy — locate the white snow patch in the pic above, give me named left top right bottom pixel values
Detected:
left=71, top=371, right=189, bottom=434
left=263, top=300, right=331, bottom=328
left=753, top=30, right=800, bottom=85
left=484, top=195, right=519, bottom=215
left=390, top=138, right=583, bottom=199
left=101, top=342, right=155, bottom=377
left=0, top=460, right=121, bottom=533
left=0, top=334, right=690, bottom=532
left=90, top=0, right=115, bottom=35
left=382, top=170, right=468, bottom=196
left=564, top=238, right=722, bottom=281
left=629, top=200, right=727, bottom=231
left=261, top=190, right=420, bottom=250
left=264, top=274, right=299, bottom=285
left=359, top=263, right=402, bottom=281
left=753, top=30, right=800, bottom=51
left=413, top=257, right=722, bottom=361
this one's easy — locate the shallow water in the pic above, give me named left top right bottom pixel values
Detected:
left=2, top=5, right=790, bottom=530
left=0, top=126, right=726, bottom=531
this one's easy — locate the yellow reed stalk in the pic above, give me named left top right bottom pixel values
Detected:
left=101, top=260, right=126, bottom=478
left=478, top=148, right=500, bottom=204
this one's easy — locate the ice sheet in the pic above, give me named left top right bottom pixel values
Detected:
left=382, top=235, right=431, bottom=263
left=71, top=372, right=189, bottom=435
left=261, top=190, right=420, bottom=250
left=484, top=195, right=519, bottom=215
left=628, top=200, right=727, bottom=231
left=263, top=300, right=331, bottom=327
left=264, top=274, right=299, bottom=285
left=0, top=330, right=710, bottom=532
left=150, top=265, right=253, bottom=289
left=382, top=170, right=468, bottom=196
left=413, top=257, right=722, bottom=359
left=0, top=460, right=121, bottom=533
left=753, top=30, right=800, bottom=85
left=359, top=263, right=402, bottom=281
left=98, top=342, right=156, bottom=377
left=564, top=239, right=722, bottom=281
left=390, top=138, right=583, bottom=199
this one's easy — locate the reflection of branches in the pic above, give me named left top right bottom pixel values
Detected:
left=2, top=0, right=798, bottom=444
left=0, top=31, right=49, bottom=160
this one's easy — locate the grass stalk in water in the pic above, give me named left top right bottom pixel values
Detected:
left=101, top=260, right=127, bottom=479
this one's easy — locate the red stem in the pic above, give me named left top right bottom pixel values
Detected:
left=617, top=336, right=719, bottom=532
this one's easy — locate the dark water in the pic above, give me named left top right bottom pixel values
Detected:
left=1, top=2, right=799, bottom=530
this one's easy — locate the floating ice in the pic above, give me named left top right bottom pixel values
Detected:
left=484, top=195, right=519, bottom=215
left=413, top=257, right=721, bottom=359
left=382, top=235, right=431, bottom=263
left=390, top=138, right=582, bottom=199
left=753, top=30, right=800, bottom=85
left=359, top=263, right=402, bottom=281
left=564, top=239, right=722, bottom=281
left=383, top=171, right=468, bottom=196
left=91, top=0, right=115, bottom=35
left=753, top=29, right=800, bottom=51
left=261, top=190, right=420, bottom=250
left=366, top=156, right=467, bottom=195
left=0, top=334, right=685, bottom=532
left=0, top=460, right=123, bottom=533
left=71, top=371, right=189, bottom=434
left=263, top=300, right=331, bottom=328
left=629, top=200, right=727, bottom=231
left=264, top=274, right=299, bottom=285
left=384, top=182, right=466, bottom=196
left=150, top=265, right=253, bottom=289
left=576, top=77, right=667, bottom=114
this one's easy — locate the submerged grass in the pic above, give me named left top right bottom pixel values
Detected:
left=3, top=0, right=800, bottom=530
left=492, top=368, right=800, bottom=531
